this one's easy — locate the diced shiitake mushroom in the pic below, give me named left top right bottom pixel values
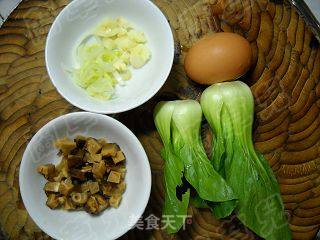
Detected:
left=72, top=185, right=82, bottom=193
left=58, top=196, right=66, bottom=205
left=105, top=163, right=112, bottom=174
left=85, top=153, right=102, bottom=164
left=85, top=196, right=99, bottom=214
left=70, top=169, right=86, bottom=181
left=55, top=157, right=67, bottom=172
left=85, top=195, right=109, bottom=214
left=83, top=153, right=90, bottom=163
left=71, top=192, right=88, bottom=206
left=107, top=171, right=121, bottom=184
left=53, top=158, right=69, bottom=182
left=44, top=182, right=60, bottom=193
left=75, top=135, right=87, bottom=148
left=63, top=197, right=76, bottom=210
left=58, top=196, right=75, bottom=210
left=95, top=194, right=109, bottom=211
left=81, top=165, right=92, bottom=173
left=109, top=194, right=122, bottom=208
left=112, top=151, right=125, bottom=164
left=111, top=165, right=126, bottom=179
left=88, top=181, right=100, bottom=194
left=102, top=181, right=126, bottom=197
left=79, top=181, right=100, bottom=194
left=46, top=194, right=60, bottom=209
left=92, top=161, right=106, bottom=179
left=37, top=164, right=55, bottom=180
left=55, top=137, right=76, bottom=155
left=101, top=143, right=119, bottom=157
left=97, top=138, right=108, bottom=146
left=67, top=149, right=85, bottom=167
left=38, top=136, right=126, bottom=214
left=81, top=181, right=90, bottom=193
left=53, top=172, right=67, bottom=182
left=114, top=181, right=126, bottom=194
left=85, top=138, right=102, bottom=154
left=102, top=183, right=113, bottom=196
left=59, top=178, right=74, bottom=196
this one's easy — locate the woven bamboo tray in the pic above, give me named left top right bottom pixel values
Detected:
left=0, top=0, right=319, bottom=239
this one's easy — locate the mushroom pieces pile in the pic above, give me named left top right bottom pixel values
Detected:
left=37, top=136, right=126, bottom=215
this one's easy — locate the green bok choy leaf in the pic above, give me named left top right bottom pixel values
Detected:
left=154, top=100, right=237, bottom=233
left=154, top=101, right=190, bottom=234
left=200, top=81, right=291, bottom=240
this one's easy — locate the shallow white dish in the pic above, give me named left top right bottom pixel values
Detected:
left=45, top=0, right=174, bottom=114
left=19, top=112, right=152, bottom=240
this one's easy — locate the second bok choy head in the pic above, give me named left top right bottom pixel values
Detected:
left=154, top=100, right=236, bottom=233
left=200, top=81, right=291, bottom=240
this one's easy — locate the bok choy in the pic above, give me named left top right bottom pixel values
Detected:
left=154, top=101, right=190, bottom=234
left=200, top=81, right=291, bottom=240
left=154, top=100, right=236, bottom=233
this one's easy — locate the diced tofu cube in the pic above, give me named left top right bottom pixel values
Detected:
left=101, top=143, right=119, bottom=157
left=107, top=171, right=121, bottom=183
left=112, top=151, right=125, bottom=164
left=86, top=138, right=102, bottom=154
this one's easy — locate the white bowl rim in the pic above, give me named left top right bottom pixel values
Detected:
left=19, top=111, right=152, bottom=240
left=45, top=0, right=174, bottom=114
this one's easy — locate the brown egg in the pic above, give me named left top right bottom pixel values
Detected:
left=184, top=32, right=252, bottom=85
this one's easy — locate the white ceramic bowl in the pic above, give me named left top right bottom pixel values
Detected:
left=45, top=0, right=174, bottom=114
left=19, top=112, right=152, bottom=240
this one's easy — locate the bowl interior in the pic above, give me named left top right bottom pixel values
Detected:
left=19, top=112, right=151, bottom=240
left=46, top=0, right=174, bottom=114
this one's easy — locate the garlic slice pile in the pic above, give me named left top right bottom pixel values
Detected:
left=72, top=17, right=151, bottom=100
